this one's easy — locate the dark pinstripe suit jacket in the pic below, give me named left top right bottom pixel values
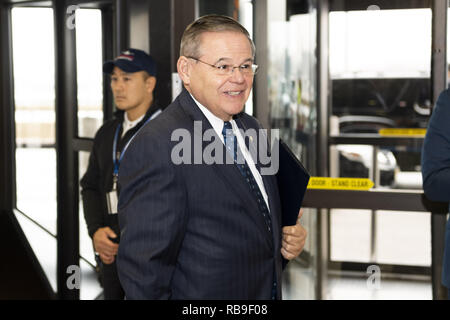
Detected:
left=422, top=88, right=450, bottom=288
left=117, top=89, right=283, bottom=299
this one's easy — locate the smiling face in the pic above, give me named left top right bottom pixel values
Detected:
left=177, top=31, right=254, bottom=121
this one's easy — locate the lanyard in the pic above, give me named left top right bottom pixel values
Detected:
left=112, top=109, right=162, bottom=179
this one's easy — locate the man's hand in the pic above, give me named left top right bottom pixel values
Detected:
left=93, top=227, right=119, bottom=265
left=281, top=209, right=307, bottom=260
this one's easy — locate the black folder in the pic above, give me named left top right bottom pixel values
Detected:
left=276, top=139, right=310, bottom=226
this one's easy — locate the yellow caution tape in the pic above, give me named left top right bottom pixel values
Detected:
left=307, top=177, right=374, bottom=191
left=378, top=128, right=426, bottom=137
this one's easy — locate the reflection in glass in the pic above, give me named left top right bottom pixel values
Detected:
left=330, top=8, right=431, bottom=131
left=329, top=8, right=430, bottom=186
left=328, top=6, right=432, bottom=299
left=266, top=0, right=317, bottom=300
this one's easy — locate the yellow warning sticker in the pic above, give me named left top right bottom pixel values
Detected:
left=378, top=128, right=426, bottom=137
left=307, top=177, right=374, bottom=191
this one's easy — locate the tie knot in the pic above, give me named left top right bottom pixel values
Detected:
left=222, top=121, right=237, bottom=162
left=222, top=121, right=234, bottom=142
left=222, top=121, right=232, bottom=132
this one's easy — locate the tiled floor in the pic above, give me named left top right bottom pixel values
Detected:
left=282, top=258, right=432, bottom=300
left=326, top=275, right=432, bottom=300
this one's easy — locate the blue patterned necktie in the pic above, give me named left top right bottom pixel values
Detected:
left=222, top=121, right=277, bottom=299
left=222, top=121, right=273, bottom=234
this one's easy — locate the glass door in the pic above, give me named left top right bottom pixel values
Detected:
left=264, top=0, right=318, bottom=300
left=12, top=6, right=58, bottom=292
left=327, top=2, right=433, bottom=300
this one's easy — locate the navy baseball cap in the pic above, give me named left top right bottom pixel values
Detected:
left=103, top=48, right=157, bottom=76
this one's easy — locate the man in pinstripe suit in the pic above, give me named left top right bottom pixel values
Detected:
left=116, top=14, right=307, bottom=300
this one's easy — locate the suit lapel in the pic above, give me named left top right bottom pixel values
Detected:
left=178, top=90, right=274, bottom=246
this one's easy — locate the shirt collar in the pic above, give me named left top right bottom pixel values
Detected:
left=189, top=94, right=236, bottom=142
left=122, top=111, right=146, bottom=138
left=123, top=111, right=145, bottom=129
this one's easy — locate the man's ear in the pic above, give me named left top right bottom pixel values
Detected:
left=146, top=76, right=156, bottom=93
left=177, top=56, right=191, bottom=86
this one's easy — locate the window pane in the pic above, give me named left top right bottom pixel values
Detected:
left=14, top=212, right=57, bottom=292
left=13, top=7, right=55, bottom=147
left=328, top=6, right=432, bottom=300
left=76, top=9, right=103, bottom=138
left=79, top=151, right=96, bottom=266
left=12, top=7, right=57, bottom=235
left=78, top=150, right=103, bottom=299
left=375, top=211, right=431, bottom=266
left=15, top=148, right=57, bottom=234
left=330, top=209, right=372, bottom=262
left=330, top=9, right=431, bottom=79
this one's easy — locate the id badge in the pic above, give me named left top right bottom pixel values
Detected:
left=106, top=190, right=118, bottom=215
left=107, top=174, right=119, bottom=215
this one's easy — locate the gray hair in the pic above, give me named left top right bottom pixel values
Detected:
left=180, top=14, right=255, bottom=59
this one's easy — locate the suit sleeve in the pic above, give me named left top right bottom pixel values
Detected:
left=422, top=89, right=450, bottom=201
left=116, top=131, right=188, bottom=299
left=80, top=136, right=105, bottom=238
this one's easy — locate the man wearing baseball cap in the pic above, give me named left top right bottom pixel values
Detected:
left=80, top=48, right=162, bottom=299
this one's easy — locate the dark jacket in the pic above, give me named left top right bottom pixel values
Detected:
left=80, top=102, right=162, bottom=239
left=117, top=89, right=283, bottom=299
left=422, top=88, right=450, bottom=288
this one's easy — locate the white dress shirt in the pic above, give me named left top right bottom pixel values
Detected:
left=122, top=112, right=145, bottom=138
left=190, top=94, right=270, bottom=210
